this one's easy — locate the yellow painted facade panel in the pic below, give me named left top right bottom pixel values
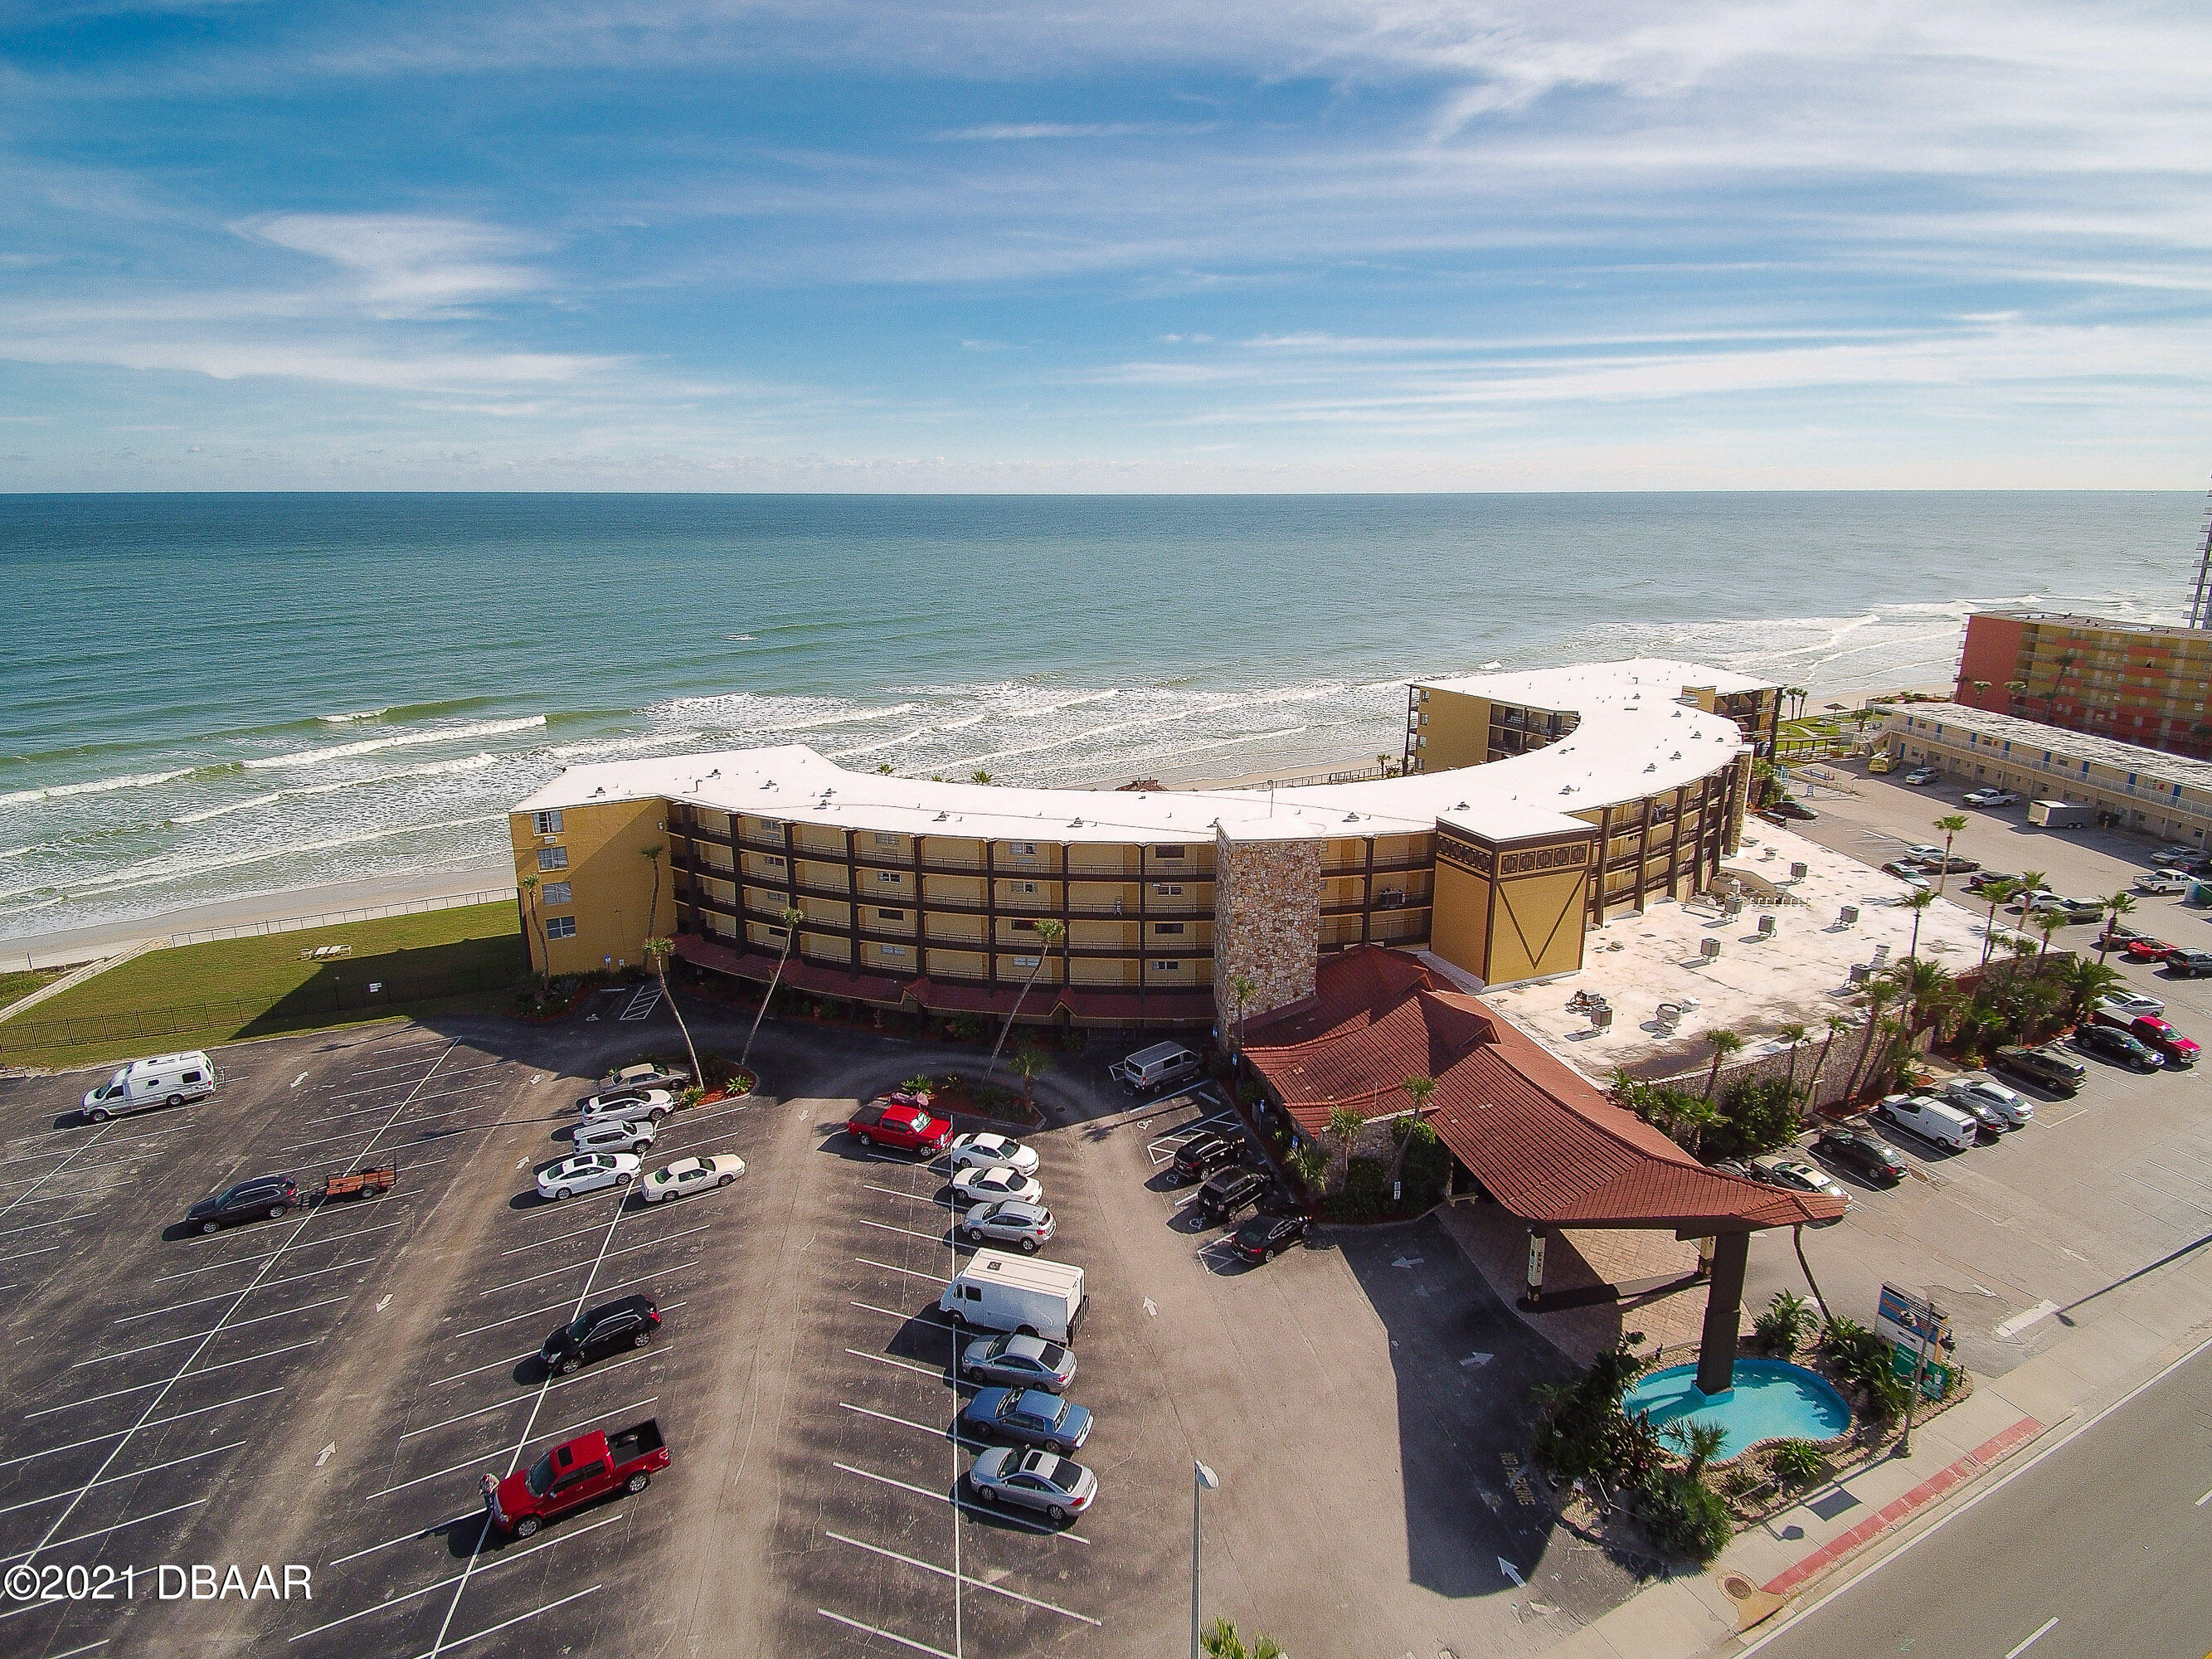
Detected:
left=1429, top=860, right=1492, bottom=980
left=1487, top=868, right=1590, bottom=982
left=509, top=798, right=670, bottom=977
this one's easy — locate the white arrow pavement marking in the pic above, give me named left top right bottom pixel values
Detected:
left=316, top=1443, right=336, bottom=1467
left=1499, top=1558, right=1524, bottom=1586
left=291, top=1073, right=309, bottom=1089
left=1391, top=1256, right=1424, bottom=1268
left=1995, top=1300, right=2059, bottom=1339
left=517, top=1158, right=528, bottom=1170
left=374, top=1297, right=391, bottom=1313
left=1461, top=1353, right=1493, bottom=1368
left=1142, top=1298, right=1157, bottom=1317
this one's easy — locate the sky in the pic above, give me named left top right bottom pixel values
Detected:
left=1, top=1, right=2208, bottom=491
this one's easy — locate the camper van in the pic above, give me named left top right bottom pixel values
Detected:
left=938, top=1248, right=1087, bottom=1343
left=80, top=1052, right=217, bottom=1122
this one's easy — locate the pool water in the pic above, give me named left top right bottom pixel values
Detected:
left=1620, top=1360, right=1852, bottom=1462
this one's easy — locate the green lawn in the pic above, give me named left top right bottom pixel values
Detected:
left=0, top=966, right=67, bottom=1014
left=2, top=902, right=526, bottom=1068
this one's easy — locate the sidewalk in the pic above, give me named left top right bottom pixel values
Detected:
left=1532, top=1224, right=2212, bottom=1657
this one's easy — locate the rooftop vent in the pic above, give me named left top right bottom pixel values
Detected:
left=707, top=768, right=721, bottom=778
left=1645, top=762, right=1656, bottom=772
left=1455, top=801, right=1469, bottom=810
left=935, top=811, right=949, bottom=822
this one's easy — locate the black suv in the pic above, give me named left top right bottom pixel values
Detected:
left=1194, top=1169, right=1266, bottom=1222
left=1169, top=1131, right=1240, bottom=1186
left=1812, top=1127, right=1909, bottom=1185
left=2073, top=1024, right=2162, bottom=1072
left=186, top=1174, right=299, bottom=1235
left=541, top=1295, right=660, bottom=1375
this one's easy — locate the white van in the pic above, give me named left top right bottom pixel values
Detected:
left=938, top=1249, right=1087, bottom=1343
left=1109, top=1042, right=1203, bottom=1095
left=1872, top=1093, right=1978, bottom=1153
left=80, top=1051, right=217, bottom=1122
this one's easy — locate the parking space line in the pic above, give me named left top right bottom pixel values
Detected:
left=817, top=1607, right=957, bottom=1659
left=273, top=1089, right=505, bottom=1155
left=856, top=1217, right=953, bottom=1246
left=398, top=1584, right=602, bottom=1659
left=155, top=1219, right=406, bottom=1282
left=476, top=1227, right=707, bottom=1297
left=0, top=1496, right=210, bottom=1564
left=443, top=1268, right=682, bottom=1342
left=0, top=1211, right=99, bottom=1243
left=856, top=1255, right=950, bottom=1283
left=309, top=1062, right=505, bottom=1115
left=425, top=1350, right=537, bottom=1389
left=0, top=1120, right=194, bottom=1169
left=116, top=1258, right=375, bottom=1322
left=847, top=1348, right=950, bottom=1379
left=360, top=1396, right=660, bottom=1501
left=0, top=1243, right=58, bottom=1267
left=29, top=1340, right=322, bottom=1418
left=327, top=1511, right=481, bottom=1569
left=0, top=1443, right=243, bottom=1520
left=864, top=1181, right=955, bottom=1206
left=285, top=1516, right=619, bottom=1642
left=0, top=1122, right=113, bottom=1220
left=496, top=1204, right=717, bottom=1260
left=397, top=1355, right=646, bottom=1441
left=840, top=1401, right=979, bottom=1447
left=0, top=1147, right=176, bottom=1191
left=7, top=1180, right=136, bottom=1207
left=825, top=1530, right=1101, bottom=1625
left=830, top=1460, right=1089, bottom=1542
left=77, top=1296, right=349, bottom=1366
left=37, top=1640, right=108, bottom=1659
left=850, top=1299, right=953, bottom=1326
left=0, top=1388, right=284, bottom=1470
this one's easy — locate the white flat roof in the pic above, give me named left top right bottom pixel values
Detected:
left=514, top=658, right=1756, bottom=844
left=1414, top=657, right=1777, bottom=704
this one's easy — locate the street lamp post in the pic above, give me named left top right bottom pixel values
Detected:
left=1191, top=1459, right=1219, bottom=1659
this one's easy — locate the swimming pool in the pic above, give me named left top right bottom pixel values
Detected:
left=1620, top=1360, right=1852, bottom=1463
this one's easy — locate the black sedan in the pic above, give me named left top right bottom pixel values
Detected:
left=540, top=1294, right=659, bottom=1375
left=1229, top=1212, right=1310, bottom=1263
left=2073, top=1024, right=2164, bottom=1072
left=186, top=1174, right=299, bottom=1234
left=1813, top=1127, right=1909, bottom=1185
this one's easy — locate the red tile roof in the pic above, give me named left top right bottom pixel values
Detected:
left=1243, top=948, right=1843, bottom=1233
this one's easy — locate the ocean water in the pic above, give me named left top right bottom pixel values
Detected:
left=0, top=491, right=2200, bottom=941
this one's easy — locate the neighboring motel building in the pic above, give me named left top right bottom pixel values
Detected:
left=1879, top=701, right=2212, bottom=847
left=1954, top=609, right=2212, bottom=758
left=509, top=659, right=1766, bottom=1032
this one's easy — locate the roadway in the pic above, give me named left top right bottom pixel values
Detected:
left=1746, top=1335, right=2212, bottom=1659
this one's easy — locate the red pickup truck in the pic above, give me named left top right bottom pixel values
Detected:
left=480, top=1419, right=668, bottom=1538
left=847, top=1095, right=951, bottom=1155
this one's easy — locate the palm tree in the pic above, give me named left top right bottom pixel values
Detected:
left=1930, top=814, right=1967, bottom=896
left=1969, top=679, right=1991, bottom=706
left=1812, top=1013, right=1853, bottom=1105
left=1203, top=1617, right=1286, bottom=1659
left=986, top=917, right=1066, bottom=1079
left=1665, top=1418, right=1728, bottom=1481
left=1009, top=1043, right=1048, bottom=1106
left=739, top=905, right=805, bottom=1073
left=2036, top=912, right=2060, bottom=959
left=1325, top=1104, right=1364, bottom=1187
left=643, top=937, right=702, bottom=1085
left=2098, top=891, right=2136, bottom=962
left=2059, top=957, right=2122, bottom=1024
left=2005, top=679, right=2028, bottom=710
left=1228, top=971, right=1257, bottom=1053
left=1845, top=980, right=1897, bottom=1100
left=640, top=842, right=666, bottom=937
left=1977, top=876, right=2020, bottom=967
left=1901, top=888, right=1937, bottom=961
left=1793, top=1224, right=1833, bottom=1321
left=1777, top=1021, right=1810, bottom=1094
left=518, top=873, right=550, bottom=974
left=1388, top=1073, right=1437, bottom=1197
left=1671, top=1093, right=1725, bottom=1158
left=970, top=769, right=994, bottom=785
left=1702, top=1029, right=1743, bottom=1101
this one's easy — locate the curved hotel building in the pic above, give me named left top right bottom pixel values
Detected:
left=508, top=659, right=1778, bottom=1032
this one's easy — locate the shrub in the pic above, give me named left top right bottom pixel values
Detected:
left=1753, top=1290, right=1815, bottom=1355
left=1720, top=1463, right=1763, bottom=1500
left=1863, top=1368, right=1912, bottom=1422
left=1330, top=1155, right=1391, bottom=1220
left=1818, top=1316, right=1887, bottom=1383
left=1392, top=1117, right=1452, bottom=1210
left=948, top=1014, right=985, bottom=1042
left=1635, top=1469, right=1732, bottom=1561
left=1766, top=1439, right=1826, bottom=1486
left=1529, top=1335, right=1661, bottom=1487
left=1286, top=1145, right=1329, bottom=1191
left=1709, top=1077, right=1804, bottom=1160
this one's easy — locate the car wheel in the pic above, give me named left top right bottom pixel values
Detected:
left=1045, top=1440, right=1067, bottom=1456
left=201, top=1220, right=220, bottom=1235
left=648, top=1109, right=665, bottom=1123
left=854, top=1131, right=872, bottom=1146
left=717, top=1174, right=733, bottom=1187
left=85, top=1108, right=109, bottom=1123
left=513, top=1515, right=541, bottom=1538
left=1016, top=1324, right=1038, bottom=1338
left=976, top=1484, right=999, bottom=1505
left=631, top=1331, right=651, bottom=1349
left=617, top=1172, right=634, bottom=1185
left=168, top=1094, right=184, bottom=1107
left=964, top=1226, right=984, bottom=1242
left=1047, top=1503, right=1068, bottom=1523
left=625, top=1471, right=650, bottom=1495
left=947, top=1310, right=968, bottom=1328
left=268, top=1204, right=289, bottom=1219
left=554, top=1187, right=571, bottom=1201
left=1018, top=1237, right=1038, bottom=1253
left=558, top=1354, right=582, bottom=1375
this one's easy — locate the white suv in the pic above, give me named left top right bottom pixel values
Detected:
left=575, top=1117, right=658, bottom=1155
left=961, top=1199, right=1056, bottom=1253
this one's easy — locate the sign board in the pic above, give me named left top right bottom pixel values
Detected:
left=1889, top=1343, right=1951, bottom=1400
left=1874, top=1283, right=1946, bottom=1352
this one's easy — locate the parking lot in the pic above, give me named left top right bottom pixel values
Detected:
left=0, top=1005, right=1653, bottom=1659
left=1743, top=758, right=2212, bottom=1381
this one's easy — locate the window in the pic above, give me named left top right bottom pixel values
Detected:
left=878, top=944, right=907, bottom=959
left=765, top=926, right=788, bottom=942
left=1009, top=841, right=1038, bottom=859
left=1155, top=883, right=1183, bottom=897
left=878, top=870, right=902, bottom=886
left=1013, top=955, right=1041, bottom=968
left=1150, top=958, right=1181, bottom=971
left=1009, top=880, right=1040, bottom=897
left=546, top=916, right=577, bottom=940
left=761, top=855, right=785, bottom=869
left=536, top=846, right=568, bottom=873
left=1012, top=918, right=1038, bottom=932
left=1154, top=922, right=1184, bottom=936
left=541, top=881, right=573, bottom=906
left=757, top=817, right=783, bottom=834
left=873, top=832, right=901, bottom=849
left=878, top=907, right=906, bottom=921
left=1155, top=845, right=1185, bottom=859
left=532, top=810, right=563, bottom=835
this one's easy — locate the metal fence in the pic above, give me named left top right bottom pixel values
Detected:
left=0, top=965, right=513, bottom=1056
left=168, top=888, right=513, bottom=947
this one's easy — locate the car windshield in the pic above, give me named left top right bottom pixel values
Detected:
left=564, top=1313, right=592, bottom=1342
left=524, top=1452, right=557, bottom=1497
left=1036, top=1344, right=1067, bottom=1369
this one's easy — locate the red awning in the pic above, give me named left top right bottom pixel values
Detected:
left=1243, top=947, right=1844, bottom=1233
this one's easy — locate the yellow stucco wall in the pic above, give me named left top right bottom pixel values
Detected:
left=1412, top=688, right=1490, bottom=772
left=511, top=797, right=671, bottom=977
left=1486, top=868, right=1590, bottom=983
left=1429, top=860, right=1492, bottom=980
